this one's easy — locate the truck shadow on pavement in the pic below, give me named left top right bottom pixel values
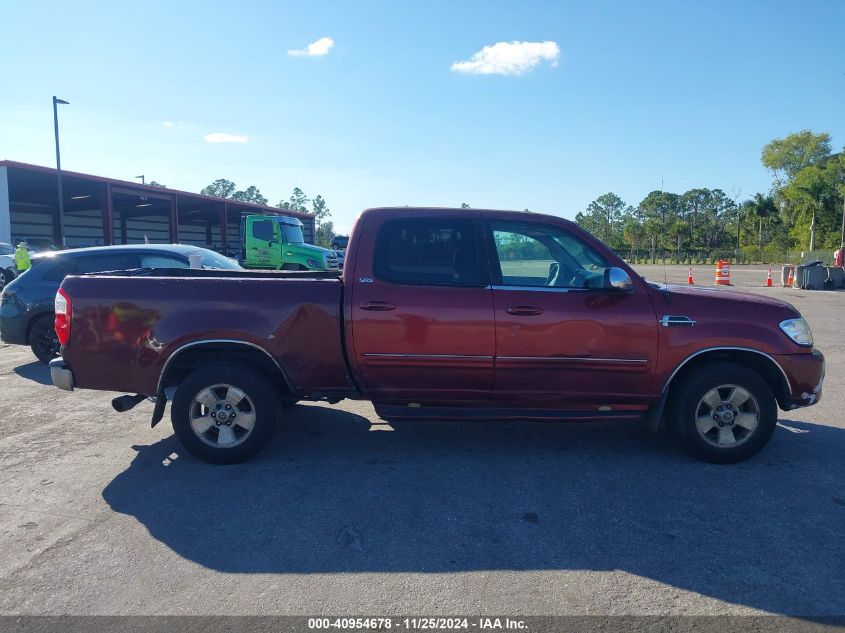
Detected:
left=13, top=361, right=51, bottom=385
left=102, top=405, right=845, bottom=615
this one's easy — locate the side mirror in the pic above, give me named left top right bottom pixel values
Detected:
left=605, top=267, right=633, bottom=291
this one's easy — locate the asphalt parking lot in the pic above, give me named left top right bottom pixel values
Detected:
left=0, top=265, right=842, bottom=616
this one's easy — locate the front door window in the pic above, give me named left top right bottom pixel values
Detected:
left=490, top=221, right=609, bottom=289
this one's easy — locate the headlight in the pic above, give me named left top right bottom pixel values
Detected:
left=779, top=318, right=813, bottom=346
left=306, top=258, right=323, bottom=269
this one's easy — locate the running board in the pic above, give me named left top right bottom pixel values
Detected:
left=375, top=405, right=644, bottom=422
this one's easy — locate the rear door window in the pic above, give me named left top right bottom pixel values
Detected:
left=75, top=253, right=140, bottom=274
left=374, top=218, right=480, bottom=285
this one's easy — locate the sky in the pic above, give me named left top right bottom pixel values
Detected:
left=1, top=0, right=844, bottom=234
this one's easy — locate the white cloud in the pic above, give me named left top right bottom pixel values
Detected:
left=288, top=36, right=334, bottom=57
left=204, top=132, right=249, bottom=144
left=451, top=40, right=560, bottom=76
left=162, top=120, right=184, bottom=127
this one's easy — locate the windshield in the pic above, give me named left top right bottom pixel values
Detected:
left=280, top=224, right=305, bottom=244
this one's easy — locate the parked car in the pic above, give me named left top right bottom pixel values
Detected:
left=0, top=244, right=241, bottom=363
left=50, top=207, right=823, bottom=465
left=331, top=235, right=349, bottom=269
left=0, top=243, right=17, bottom=291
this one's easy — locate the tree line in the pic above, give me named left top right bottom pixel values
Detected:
left=199, top=179, right=336, bottom=247
left=574, top=130, right=844, bottom=264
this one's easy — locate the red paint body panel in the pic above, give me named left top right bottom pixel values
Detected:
left=57, top=207, right=824, bottom=422
left=348, top=211, right=495, bottom=401
left=61, top=274, right=353, bottom=397
left=490, top=287, right=658, bottom=406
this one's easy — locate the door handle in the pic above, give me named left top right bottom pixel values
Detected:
left=360, top=300, right=396, bottom=311
left=506, top=305, right=544, bottom=316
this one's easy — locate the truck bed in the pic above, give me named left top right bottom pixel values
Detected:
left=59, top=269, right=354, bottom=399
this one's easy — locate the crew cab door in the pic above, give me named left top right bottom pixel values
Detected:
left=349, top=214, right=495, bottom=401
left=485, top=219, right=658, bottom=411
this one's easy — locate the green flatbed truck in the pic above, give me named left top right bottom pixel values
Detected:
left=241, top=214, right=338, bottom=271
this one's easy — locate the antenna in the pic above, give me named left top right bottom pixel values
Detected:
left=661, top=179, right=668, bottom=287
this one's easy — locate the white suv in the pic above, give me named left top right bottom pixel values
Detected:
left=0, top=243, right=17, bottom=290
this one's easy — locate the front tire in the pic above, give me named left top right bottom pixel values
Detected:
left=29, top=314, right=61, bottom=364
left=671, top=362, right=777, bottom=464
left=171, top=365, right=280, bottom=464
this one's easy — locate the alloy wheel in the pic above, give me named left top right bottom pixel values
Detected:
left=32, top=321, right=61, bottom=360
left=694, top=384, right=760, bottom=448
left=189, top=384, right=257, bottom=448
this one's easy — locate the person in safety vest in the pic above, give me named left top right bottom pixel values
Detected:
left=14, top=242, right=31, bottom=273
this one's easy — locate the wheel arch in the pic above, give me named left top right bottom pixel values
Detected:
left=24, top=310, right=55, bottom=344
left=157, top=340, right=294, bottom=397
left=663, top=347, right=791, bottom=411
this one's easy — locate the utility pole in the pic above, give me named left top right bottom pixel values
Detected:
left=732, top=191, right=744, bottom=260
left=736, top=205, right=742, bottom=255
left=52, top=96, right=70, bottom=247
left=841, top=195, right=845, bottom=249
left=809, top=208, right=816, bottom=252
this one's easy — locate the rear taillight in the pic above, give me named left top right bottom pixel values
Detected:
left=54, top=288, right=71, bottom=346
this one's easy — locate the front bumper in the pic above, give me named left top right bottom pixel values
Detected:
left=776, top=350, right=824, bottom=408
left=49, top=357, right=75, bottom=391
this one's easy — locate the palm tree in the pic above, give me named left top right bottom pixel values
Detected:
left=747, top=193, right=777, bottom=254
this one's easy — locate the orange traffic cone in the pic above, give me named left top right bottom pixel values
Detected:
left=687, top=267, right=694, bottom=285
left=765, top=267, right=773, bottom=287
left=786, top=268, right=795, bottom=287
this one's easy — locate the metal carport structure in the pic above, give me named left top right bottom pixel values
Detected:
left=0, top=160, right=315, bottom=257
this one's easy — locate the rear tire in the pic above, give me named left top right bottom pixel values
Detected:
left=29, top=314, right=61, bottom=364
left=171, top=365, right=280, bottom=464
left=0, top=268, right=13, bottom=290
left=671, top=361, right=777, bottom=464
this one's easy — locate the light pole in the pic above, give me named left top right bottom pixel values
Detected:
left=53, top=97, right=70, bottom=247
left=135, top=175, right=145, bottom=185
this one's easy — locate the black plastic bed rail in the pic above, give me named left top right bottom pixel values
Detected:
left=76, top=268, right=342, bottom=280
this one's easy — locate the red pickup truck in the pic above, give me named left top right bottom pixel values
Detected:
left=49, top=207, right=824, bottom=464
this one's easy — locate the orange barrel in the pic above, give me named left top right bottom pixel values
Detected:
left=714, top=259, right=732, bottom=285
left=781, top=265, right=794, bottom=287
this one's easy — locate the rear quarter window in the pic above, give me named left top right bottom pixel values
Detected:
left=75, top=253, right=140, bottom=273
left=42, top=259, right=77, bottom=282
left=140, top=255, right=188, bottom=269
